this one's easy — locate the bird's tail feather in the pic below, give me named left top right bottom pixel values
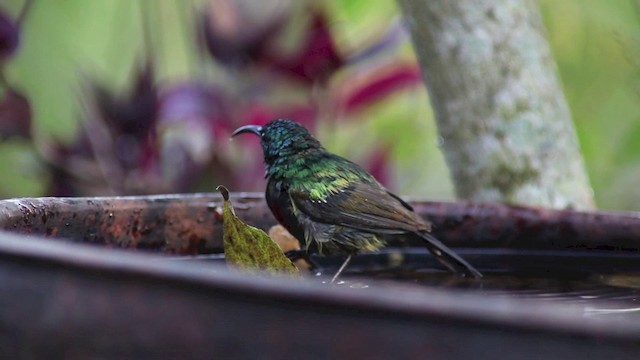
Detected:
left=416, top=232, right=482, bottom=278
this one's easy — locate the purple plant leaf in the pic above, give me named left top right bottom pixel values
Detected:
left=158, top=82, right=227, bottom=129
left=94, top=62, right=158, bottom=138
left=157, top=82, right=231, bottom=190
left=200, top=0, right=288, bottom=67
left=346, top=18, right=408, bottom=65
left=0, top=7, right=19, bottom=62
left=90, top=61, right=159, bottom=172
left=0, top=88, right=31, bottom=139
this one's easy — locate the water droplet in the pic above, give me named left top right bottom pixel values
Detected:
left=349, top=282, right=369, bottom=289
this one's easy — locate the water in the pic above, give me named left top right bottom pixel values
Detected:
left=172, top=248, right=640, bottom=318
left=322, top=248, right=640, bottom=318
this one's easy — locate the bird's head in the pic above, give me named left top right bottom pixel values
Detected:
left=232, top=119, right=323, bottom=169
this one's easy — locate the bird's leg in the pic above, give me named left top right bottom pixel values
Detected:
left=330, top=254, right=353, bottom=284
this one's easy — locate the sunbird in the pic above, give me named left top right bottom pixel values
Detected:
left=232, top=119, right=481, bottom=282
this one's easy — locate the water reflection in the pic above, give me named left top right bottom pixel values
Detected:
left=172, top=250, right=640, bottom=318
left=337, top=268, right=640, bottom=319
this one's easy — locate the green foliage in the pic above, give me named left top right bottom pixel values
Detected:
left=2, top=0, right=640, bottom=210
left=539, top=0, right=640, bottom=209
left=9, top=1, right=140, bottom=141
left=330, top=0, right=640, bottom=210
left=217, top=185, right=298, bottom=276
left=0, top=139, right=45, bottom=196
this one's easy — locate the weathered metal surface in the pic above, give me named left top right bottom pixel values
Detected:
left=1, top=195, right=640, bottom=358
left=413, top=201, right=640, bottom=250
left=1, top=194, right=640, bottom=253
left=0, top=193, right=270, bottom=254
left=0, top=231, right=639, bottom=360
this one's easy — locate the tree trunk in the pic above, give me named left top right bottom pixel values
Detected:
left=398, top=0, right=595, bottom=210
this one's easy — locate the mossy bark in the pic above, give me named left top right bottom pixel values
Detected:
left=399, top=0, right=595, bottom=209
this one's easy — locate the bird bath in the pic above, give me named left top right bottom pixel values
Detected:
left=1, top=193, right=640, bottom=359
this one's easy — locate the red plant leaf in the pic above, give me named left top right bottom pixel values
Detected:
left=340, top=64, right=422, bottom=113
left=266, top=11, right=344, bottom=84
left=365, top=146, right=392, bottom=188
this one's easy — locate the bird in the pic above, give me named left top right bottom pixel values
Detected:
left=232, top=119, right=482, bottom=282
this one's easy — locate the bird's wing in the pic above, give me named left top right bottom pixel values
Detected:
left=289, top=181, right=430, bottom=234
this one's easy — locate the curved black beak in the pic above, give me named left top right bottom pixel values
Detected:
left=231, top=125, right=262, bottom=137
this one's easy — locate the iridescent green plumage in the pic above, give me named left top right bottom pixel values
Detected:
left=232, top=119, right=482, bottom=280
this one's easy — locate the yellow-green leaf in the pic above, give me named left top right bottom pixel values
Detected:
left=217, top=185, right=299, bottom=276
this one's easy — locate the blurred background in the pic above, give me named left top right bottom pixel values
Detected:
left=0, top=0, right=638, bottom=211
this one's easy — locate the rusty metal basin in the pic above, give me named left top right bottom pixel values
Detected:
left=1, top=194, right=640, bottom=359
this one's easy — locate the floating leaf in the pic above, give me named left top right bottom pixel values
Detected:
left=217, top=185, right=298, bottom=276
